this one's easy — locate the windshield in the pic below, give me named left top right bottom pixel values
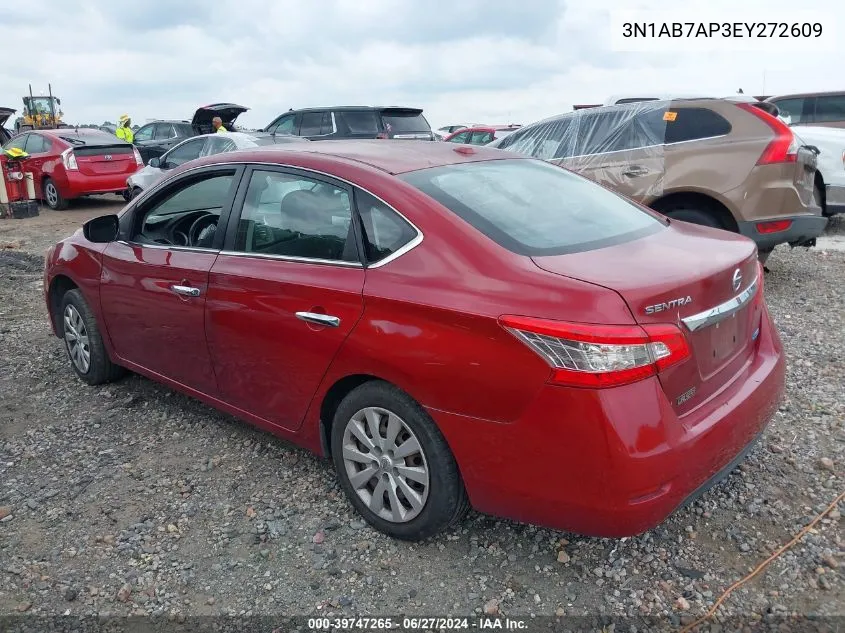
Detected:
left=400, top=159, right=664, bottom=256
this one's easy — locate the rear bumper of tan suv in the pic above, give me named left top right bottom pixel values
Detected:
left=737, top=214, right=828, bottom=251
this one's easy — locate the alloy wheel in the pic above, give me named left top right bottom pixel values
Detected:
left=63, top=304, right=91, bottom=373
left=341, top=407, right=430, bottom=523
left=46, top=182, right=58, bottom=208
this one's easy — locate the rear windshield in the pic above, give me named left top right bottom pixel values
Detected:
left=400, top=159, right=664, bottom=256
left=381, top=111, right=430, bottom=133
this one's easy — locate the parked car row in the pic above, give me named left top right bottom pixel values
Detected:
left=483, top=97, right=830, bottom=260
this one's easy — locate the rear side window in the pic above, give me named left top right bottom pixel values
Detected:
left=401, top=159, right=663, bottom=256
left=154, top=123, right=174, bottom=140
left=814, top=95, right=845, bottom=123
left=381, top=111, right=430, bottom=133
left=24, top=134, right=49, bottom=153
left=235, top=170, right=356, bottom=262
left=661, top=108, right=731, bottom=143
left=339, top=111, right=379, bottom=134
left=354, top=189, right=417, bottom=263
left=175, top=123, right=194, bottom=137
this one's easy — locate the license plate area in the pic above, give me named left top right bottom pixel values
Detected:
left=691, top=305, right=754, bottom=379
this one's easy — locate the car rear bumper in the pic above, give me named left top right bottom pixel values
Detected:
left=737, top=214, right=828, bottom=250
left=825, top=183, right=845, bottom=216
left=62, top=171, right=137, bottom=198
left=431, top=304, right=785, bottom=537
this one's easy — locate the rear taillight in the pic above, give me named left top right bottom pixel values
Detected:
left=736, top=102, right=797, bottom=165
left=61, top=148, right=78, bottom=171
left=756, top=219, right=792, bottom=234
left=133, top=148, right=143, bottom=167
left=499, top=316, right=691, bottom=388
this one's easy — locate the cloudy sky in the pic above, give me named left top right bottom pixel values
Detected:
left=1, top=0, right=841, bottom=130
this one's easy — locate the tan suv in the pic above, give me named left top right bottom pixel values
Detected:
left=490, top=98, right=827, bottom=260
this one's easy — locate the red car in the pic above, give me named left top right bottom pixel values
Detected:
left=444, top=125, right=522, bottom=145
left=2, top=128, right=142, bottom=209
left=43, top=140, right=784, bottom=540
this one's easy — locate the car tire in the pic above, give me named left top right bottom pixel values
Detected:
left=661, top=206, right=724, bottom=230
left=43, top=178, right=68, bottom=210
left=331, top=381, right=469, bottom=541
left=60, top=289, right=125, bottom=385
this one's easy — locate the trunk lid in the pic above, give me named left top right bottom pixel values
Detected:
left=70, top=143, right=137, bottom=176
left=532, top=221, right=763, bottom=418
left=0, top=107, right=14, bottom=128
left=192, top=103, right=249, bottom=134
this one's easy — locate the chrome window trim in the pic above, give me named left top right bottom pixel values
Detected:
left=681, top=278, right=758, bottom=332
left=546, top=134, right=729, bottom=162
left=218, top=250, right=362, bottom=268
left=123, top=160, right=424, bottom=269
left=117, top=240, right=219, bottom=255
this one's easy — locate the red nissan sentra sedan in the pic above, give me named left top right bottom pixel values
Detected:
left=2, top=128, right=142, bottom=209
left=43, top=140, right=785, bottom=540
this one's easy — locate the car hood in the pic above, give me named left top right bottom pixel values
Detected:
left=192, top=103, right=248, bottom=133
left=0, top=107, right=15, bottom=128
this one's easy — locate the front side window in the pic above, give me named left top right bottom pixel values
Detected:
left=401, top=159, right=663, bottom=256
left=134, top=125, right=154, bottom=142
left=2, top=134, right=27, bottom=151
left=470, top=131, right=494, bottom=145
left=299, top=112, right=328, bottom=136
left=163, top=138, right=206, bottom=167
left=234, top=170, right=356, bottom=262
left=270, top=114, right=295, bottom=135
left=448, top=131, right=470, bottom=143
left=498, top=119, right=573, bottom=159
left=132, top=172, right=236, bottom=248
left=354, top=189, right=417, bottom=264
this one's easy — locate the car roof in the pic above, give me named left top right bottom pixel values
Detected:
left=283, top=106, right=423, bottom=114
left=200, top=139, right=522, bottom=175
left=767, top=91, right=845, bottom=101
left=140, top=120, right=191, bottom=125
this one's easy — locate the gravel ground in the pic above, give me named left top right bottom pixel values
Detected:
left=0, top=206, right=843, bottom=628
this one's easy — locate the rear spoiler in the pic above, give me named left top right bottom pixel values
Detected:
left=379, top=107, right=424, bottom=116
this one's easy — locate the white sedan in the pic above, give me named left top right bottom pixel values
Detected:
left=789, top=124, right=845, bottom=217
left=127, top=132, right=306, bottom=197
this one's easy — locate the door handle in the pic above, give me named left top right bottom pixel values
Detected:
left=622, top=165, right=649, bottom=177
left=296, top=312, right=340, bottom=328
left=170, top=284, right=201, bottom=297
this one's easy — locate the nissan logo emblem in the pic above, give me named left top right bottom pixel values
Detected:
left=104, top=155, right=112, bottom=161
left=732, top=268, right=742, bottom=292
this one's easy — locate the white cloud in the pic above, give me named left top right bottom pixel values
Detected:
left=0, top=0, right=842, bottom=130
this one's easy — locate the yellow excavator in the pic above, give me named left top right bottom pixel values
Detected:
left=15, top=84, right=65, bottom=132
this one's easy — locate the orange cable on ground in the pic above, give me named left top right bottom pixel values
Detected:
left=679, top=488, right=845, bottom=633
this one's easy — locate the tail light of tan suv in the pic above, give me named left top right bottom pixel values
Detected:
left=499, top=316, right=691, bottom=388
left=736, top=102, right=798, bottom=165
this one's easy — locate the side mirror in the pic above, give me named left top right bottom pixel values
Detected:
left=148, top=157, right=160, bottom=168
left=83, top=214, right=119, bottom=243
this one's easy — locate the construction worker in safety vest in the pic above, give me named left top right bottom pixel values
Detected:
left=116, top=115, right=134, bottom=143
left=212, top=117, right=229, bottom=133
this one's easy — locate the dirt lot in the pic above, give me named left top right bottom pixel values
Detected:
left=0, top=200, right=843, bottom=627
